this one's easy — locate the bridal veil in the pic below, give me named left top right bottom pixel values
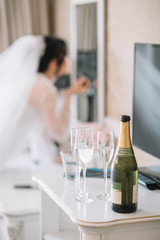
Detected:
left=0, top=35, right=45, bottom=163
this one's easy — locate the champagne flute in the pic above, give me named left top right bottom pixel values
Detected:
left=70, top=128, right=82, bottom=200
left=76, top=127, right=94, bottom=202
left=97, top=130, right=115, bottom=201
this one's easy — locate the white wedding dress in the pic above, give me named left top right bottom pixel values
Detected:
left=0, top=36, right=71, bottom=170
left=3, top=73, right=71, bottom=170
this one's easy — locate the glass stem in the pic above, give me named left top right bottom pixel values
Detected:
left=104, top=164, right=108, bottom=195
left=83, top=167, right=87, bottom=195
left=77, top=165, right=81, bottom=192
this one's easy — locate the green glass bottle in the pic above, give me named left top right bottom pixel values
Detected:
left=111, top=115, right=138, bottom=213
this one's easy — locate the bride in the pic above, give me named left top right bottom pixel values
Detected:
left=0, top=35, right=89, bottom=169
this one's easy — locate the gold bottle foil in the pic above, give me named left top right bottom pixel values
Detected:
left=119, top=121, right=132, bottom=148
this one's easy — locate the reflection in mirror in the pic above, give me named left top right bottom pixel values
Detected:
left=76, top=3, right=97, bottom=122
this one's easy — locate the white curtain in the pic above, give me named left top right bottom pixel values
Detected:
left=0, top=0, right=54, bottom=52
left=77, top=3, right=97, bottom=51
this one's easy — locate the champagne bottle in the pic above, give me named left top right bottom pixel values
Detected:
left=111, top=115, right=138, bottom=213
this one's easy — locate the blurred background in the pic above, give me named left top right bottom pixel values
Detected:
left=1, top=0, right=160, bottom=122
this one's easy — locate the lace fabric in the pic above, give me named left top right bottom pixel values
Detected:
left=29, top=73, right=70, bottom=143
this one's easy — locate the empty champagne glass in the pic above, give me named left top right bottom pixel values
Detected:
left=76, top=127, right=94, bottom=202
left=97, top=130, right=115, bottom=201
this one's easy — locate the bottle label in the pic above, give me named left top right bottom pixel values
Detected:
left=133, top=184, right=138, bottom=203
left=111, top=182, right=122, bottom=204
left=117, top=148, right=134, bottom=157
left=111, top=171, right=138, bottom=205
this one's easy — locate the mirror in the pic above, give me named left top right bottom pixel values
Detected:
left=77, top=3, right=97, bottom=122
left=70, top=0, right=105, bottom=123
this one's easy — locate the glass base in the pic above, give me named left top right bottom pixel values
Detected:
left=78, top=192, right=94, bottom=203
left=94, top=193, right=110, bottom=202
left=69, top=191, right=94, bottom=203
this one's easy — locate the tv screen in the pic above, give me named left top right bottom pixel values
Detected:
left=133, top=43, right=160, bottom=159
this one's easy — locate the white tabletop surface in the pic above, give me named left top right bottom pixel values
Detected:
left=33, top=166, right=160, bottom=227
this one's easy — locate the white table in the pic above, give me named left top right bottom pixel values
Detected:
left=33, top=166, right=160, bottom=240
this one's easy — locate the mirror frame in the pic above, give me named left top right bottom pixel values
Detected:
left=70, top=0, right=105, bottom=123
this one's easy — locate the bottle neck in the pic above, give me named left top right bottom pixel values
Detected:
left=118, top=121, right=132, bottom=148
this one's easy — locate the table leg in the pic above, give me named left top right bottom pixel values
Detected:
left=40, top=190, right=60, bottom=239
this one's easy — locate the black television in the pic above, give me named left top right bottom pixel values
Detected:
left=133, top=43, right=160, bottom=183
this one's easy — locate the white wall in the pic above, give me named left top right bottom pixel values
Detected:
left=106, top=0, right=160, bottom=120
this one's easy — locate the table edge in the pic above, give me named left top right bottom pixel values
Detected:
left=33, top=176, right=160, bottom=228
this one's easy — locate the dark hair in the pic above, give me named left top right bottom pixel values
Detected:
left=38, top=36, right=67, bottom=72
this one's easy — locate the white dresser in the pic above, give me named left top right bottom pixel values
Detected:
left=33, top=167, right=160, bottom=240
